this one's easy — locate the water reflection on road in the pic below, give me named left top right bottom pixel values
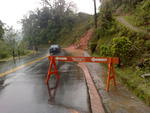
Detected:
left=0, top=50, right=90, bottom=113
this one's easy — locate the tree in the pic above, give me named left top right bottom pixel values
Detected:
left=111, top=36, right=132, bottom=64
left=0, top=20, right=4, bottom=40
left=21, top=0, right=79, bottom=45
left=4, top=27, right=17, bottom=63
left=93, top=0, right=97, bottom=28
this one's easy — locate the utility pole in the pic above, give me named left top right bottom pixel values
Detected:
left=93, top=0, right=97, bottom=28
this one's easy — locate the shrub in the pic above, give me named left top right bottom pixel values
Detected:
left=135, top=0, right=150, bottom=26
left=145, top=40, right=150, bottom=50
left=0, top=41, right=10, bottom=59
left=111, top=36, right=132, bottom=64
left=100, top=45, right=111, bottom=56
left=143, top=58, right=150, bottom=71
left=0, top=51, right=9, bottom=58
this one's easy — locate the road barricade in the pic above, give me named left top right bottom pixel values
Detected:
left=45, top=56, right=119, bottom=91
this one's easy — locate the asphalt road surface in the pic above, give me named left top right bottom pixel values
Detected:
left=0, top=50, right=90, bottom=113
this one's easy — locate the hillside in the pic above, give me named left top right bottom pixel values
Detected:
left=20, top=0, right=150, bottom=105
left=21, top=3, right=93, bottom=48
left=89, top=0, right=150, bottom=105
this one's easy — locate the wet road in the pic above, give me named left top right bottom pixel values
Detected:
left=0, top=48, right=47, bottom=74
left=0, top=50, right=90, bottom=113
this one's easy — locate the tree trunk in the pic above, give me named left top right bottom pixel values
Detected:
left=12, top=50, right=16, bottom=64
left=93, top=0, right=97, bottom=28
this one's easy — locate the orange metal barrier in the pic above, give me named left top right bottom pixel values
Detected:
left=45, top=56, right=119, bottom=91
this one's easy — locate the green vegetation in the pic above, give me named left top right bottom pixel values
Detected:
left=0, top=40, right=10, bottom=59
left=111, top=36, right=132, bottom=64
left=0, top=21, right=10, bottom=59
left=1, top=0, right=149, bottom=105
left=0, top=20, right=4, bottom=40
left=116, top=68, right=150, bottom=105
left=90, top=0, right=150, bottom=105
left=124, top=0, right=150, bottom=31
left=22, top=0, right=92, bottom=48
left=1, top=0, right=92, bottom=60
left=0, top=20, right=30, bottom=61
left=0, top=38, right=31, bottom=61
left=58, top=15, right=93, bottom=47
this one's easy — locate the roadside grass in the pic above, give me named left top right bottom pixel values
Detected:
left=91, top=47, right=150, bottom=106
left=0, top=50, right=35, bottom=62
left=116, top=67, right=150, bottom=106
left=123, top=0, right=150, bottom=32
left=38, top=44, right=50, bottom=48
left=124, top=15, right=150, bottom=32
left=88, top=0, right=150, bottom=106
left=90, top=19, right=150, bottom=105
left=124, top=15, right=137, bottom=26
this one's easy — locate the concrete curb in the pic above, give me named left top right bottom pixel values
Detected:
left=78, top=63, right=106, bottom=113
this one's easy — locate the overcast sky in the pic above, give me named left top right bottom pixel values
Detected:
left=0, top=0, right=100, bottom=30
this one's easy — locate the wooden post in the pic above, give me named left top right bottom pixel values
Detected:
left=106, top=58, right=117, bottom=91
left=45, top=56, right=60, bottom=85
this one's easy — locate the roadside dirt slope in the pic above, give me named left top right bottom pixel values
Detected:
left=68, top=29, right=93, bottom=50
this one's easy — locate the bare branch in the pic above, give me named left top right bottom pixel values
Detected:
left=41, top=0, right=53, bottom=9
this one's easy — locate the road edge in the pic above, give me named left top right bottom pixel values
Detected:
left=78, top=63, right=106, bottom=113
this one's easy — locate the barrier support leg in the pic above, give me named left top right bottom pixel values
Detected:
left=112, top=64, right=116, bottom=86
left=106, top=58, right=117, bottom=92
left=45, top=56, right=60, bottom=85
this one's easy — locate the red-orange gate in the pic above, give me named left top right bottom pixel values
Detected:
left=45, top=56, right=119, bottom=91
